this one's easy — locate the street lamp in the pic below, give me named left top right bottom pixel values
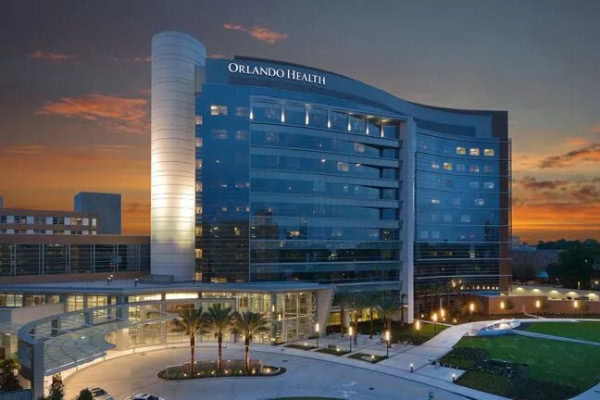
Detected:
left=469, top=302, right=475, bottom=321
left=415, top=320, right=421, bottom=331
left=348, top=326, right=353, bottom=352
left=432, top=312, right=438, bottom=335
left=315, top=322, right=320, bottom=348
left=410, top=363, right=414, bottom=373
left=385, top=329, right=390, bottom=358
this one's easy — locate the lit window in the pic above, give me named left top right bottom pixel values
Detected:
left=210, top=105, right=228, bottom=116
left=456, top=147, right=466, bottom=155
left=195, top=183, right=203, bottom=193
left=431, top=162, right=440, bottom=169
left=484, top=148, right=495, bottom=157
left=470, top=165, right=480, bottom=173
left=354, top=143, right=365, bottom=153
left=443, top=162, right=453, bottom=171
left=195, top=249, right=203, bottom=259
left=235, top=106, right=249, bottom=117
left=337, top=162, right=350, bottom=172
left=196, top=159, right=203, bottom=169
left=235, top=130, right=248, bottom=141
left=461, top=215, right=471, bottom=223
left=475, top=198, right=485, bottom=206
left=469, top=148, right=480, bottom=156
left=213, top=129, right=228, bottom=140
left=484, top=182, right=495, bottom=189
left=195, top=138, right=203, bottom=148
left=431, top=198, right=440, bottom=205
left=195, top=115, right=203, bottom=125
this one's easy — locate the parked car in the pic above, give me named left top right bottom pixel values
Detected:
left=126, top=394, right=165, bottom=400
left=89, top=387, right=114, bottom=400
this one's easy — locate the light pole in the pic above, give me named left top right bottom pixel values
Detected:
left=348, top=326, right=353, bottom=352
left=432, top=312, right=438, bottom=335
left=385, top=329, right=390, bottom=358
left=469, top=302, right=475, bottom=321
left=315, top=322, right=320, bottom=348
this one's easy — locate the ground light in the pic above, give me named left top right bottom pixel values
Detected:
left=315, top=322, right=320, bottom=347
left=432, top=312, right=438, bottom=335
left=469, top=302, right=475, bottom=321
left=415, top=320, right=421, bottom=331
left=385, top=330, right=390, bottom=358
left=348, top=326, right=353, bottom=352
left=410, top=363, right=414, bottom=373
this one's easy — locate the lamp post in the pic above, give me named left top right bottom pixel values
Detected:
left=432, top=312, right=438, bottom=335
left=385, top=329, right=390, bottom=358
left=315, top=322, right=320, bottom=348
left=469, top=302, right=475, bottom=321
left=348, top=326, right=353, bottom=352
left=410, top=363, right=414, bottom=373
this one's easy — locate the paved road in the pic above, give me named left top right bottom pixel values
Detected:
left=64, top=346, right=468, bottom=400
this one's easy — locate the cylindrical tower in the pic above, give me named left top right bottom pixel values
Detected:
left=151, top=31, right=205, bottom=281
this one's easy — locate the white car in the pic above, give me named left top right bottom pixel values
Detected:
left=126, top=394, right=165, bottom=400
left=89, top=387, right=114, bottom=400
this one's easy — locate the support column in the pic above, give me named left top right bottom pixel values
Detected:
left=31, top=341, right=45, bottom=400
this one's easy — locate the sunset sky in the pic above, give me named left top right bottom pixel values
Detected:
left=1, top=0, right=599, bottom=243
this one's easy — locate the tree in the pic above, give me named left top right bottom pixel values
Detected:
left=399, top=292, right=407, bottom=326
left=231, top=311, right=269, bottom=372
left=513, top=263, right=537, bottom=282
left=333, top=292, right=353, bottom=336
left=77, top=389, right=93, bottom=400
left=48, top=374, right=64, bottom=400
left=548, top=246, right=595, bottom=289
left=0, top=359, right=22, bottom=392
left=377, top=294, right=397, bottom=332
left=171, top=307, right=206, bottom=376
left=205, top=303, right=235, bottom=372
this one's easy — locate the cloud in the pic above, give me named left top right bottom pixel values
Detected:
left=566, top=137, right=590, bottom=148
left=589, top=125, right=600, bottom=134
left=518, top=176, right=569, bottom=191
left=29, top=50, right=79, bottom=65
left=106, top=55, right=151, bottom=63
left=37, top=93, right=149, bottom=135
left=222, top=22, right=288, bottom=44
left=538, top=143, right=600, bottom=168
left=1, top=145, right=46, bottom=156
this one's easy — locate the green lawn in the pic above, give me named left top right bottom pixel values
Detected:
left=520, top=321, right=600, bottom=343
left=455, top=335, right=600, bottom=390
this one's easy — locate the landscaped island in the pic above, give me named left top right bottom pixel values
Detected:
left=158, top=360, right=285, bottom=380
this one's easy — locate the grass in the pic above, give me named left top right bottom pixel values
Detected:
left=348, top=352, right=386, bottom=363
left=520, top=321, right=600, bottom=343
left=454, top=335, right=600, bottom=390
left=393, top=322, right=448, bottom=344
left=456, top=371, right=512, bottom=397
left=315, top=348, right=350, bottom=356
left=285, top=343, right=318, bottom=351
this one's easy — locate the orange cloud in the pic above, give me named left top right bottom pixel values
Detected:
left=37, top=93, right=149, bottom=135
left=538, top=143, right=600, bottom=168
left=29, top=50, right=79, bottom=65
left=223, top=22, right=288, bottom=44
left=566, top=137, right=590, bottom=148
left=589, top=125, right=600, bottom=134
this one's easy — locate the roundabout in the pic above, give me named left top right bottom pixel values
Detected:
left=63, top=346, right=467, bottom=400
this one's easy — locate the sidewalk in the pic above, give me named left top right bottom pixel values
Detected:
left=513, top=329, right=600, bottom=346
left=243, top=340, right=509, bottom=400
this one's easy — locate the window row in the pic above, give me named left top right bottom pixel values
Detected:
left=251, top=129, right=398, bottom=159
left=0, top=215, right=97, bottom=226
left=249, top=225, right=399, bottom=241
left=251, top=178, right=398, bottom=200
left=251, top=248, right=399, bottom=263
left=0, top=229, right=96, bottom=235
left=251, top=202, right=398, bottom=220
left=417, top=225, right=502, bottom=242
left=417, top=172, right=500, bottom=192
left=251, top=155, right=398, bottom=179
left=417, top=134, right=503, bottom=158
left=249, top=100, right=401, bottom=139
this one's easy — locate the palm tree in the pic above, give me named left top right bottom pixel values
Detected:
left=334, top=292, right=353, bottom=336
left=377, top=295, right=397, bottom=333
left=363, top=292, right=382, bottom=339
left=171, top=307, right=206, bottom=376
left=231, top=311, right=270, bottom=371
left=205, top=303, right=235, bottom=372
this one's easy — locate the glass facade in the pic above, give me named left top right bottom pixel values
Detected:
left=414, top=127, right=511, bottom=309
left=196, top=89, right=403, bottom=284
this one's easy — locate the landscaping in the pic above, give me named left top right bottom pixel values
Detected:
left=348, top=353, right=386, bottom=363
left=519, top=321, right=600, bottom=342
left=158, top=360, right=285, bottom=380
left=285, top=343, right=318, bottom=351
left=446, top=334, right=600, bottom=399
left=315, top=347, right=350, bottom=356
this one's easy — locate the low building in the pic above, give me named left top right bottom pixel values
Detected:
left=74, top=192, right=121, bottom=234
left=0, top=208, right=100, bottom=235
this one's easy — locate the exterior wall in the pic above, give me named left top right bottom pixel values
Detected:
left=0, top=208, right=99, bottom=235
left=0, top=235, right=150, bottom=277
left=74, top=192, right=121, bottom=234
left=509, top=284, right=600, bottom=301
left=482, top=295, right=600, bottom=315
left=151, top=31, right=206, bottom=280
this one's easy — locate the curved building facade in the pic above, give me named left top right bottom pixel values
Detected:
left=151, top=31, right=511, bottom=317
left=151, top=32, right=206, bottom=280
